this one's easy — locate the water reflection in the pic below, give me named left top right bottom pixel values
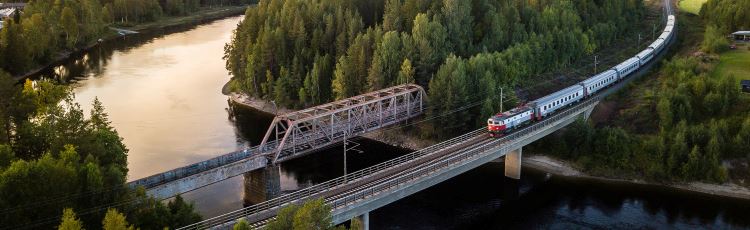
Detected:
left=371, top=165, right=750, bottom=229
left=42, top=13, right=750, bottom=229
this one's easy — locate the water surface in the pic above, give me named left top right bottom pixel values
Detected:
left=46, top=15, right=750, bottom=229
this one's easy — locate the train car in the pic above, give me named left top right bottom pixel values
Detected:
left=636, top=47, right=655, bottom=65
left=531, top=85, right=584, bottom=120
left=649, top=38, right=666, bottom=53
left=667, top=15, right=675, bottom=27
left=614, top=57, right=640, bottom=80
left=487, top=105, right=534, bottom=137
left=661, top=24, right=674, bottom=39
left=580, top=69, right=618, bottom=97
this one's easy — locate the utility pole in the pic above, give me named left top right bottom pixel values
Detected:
left=343, top=132, right=363, bottom=183
left=500, top=86, right=503, bottom=112
left=343, top=132, right=347, bottom=183
left=594, top=55, right=598, bottom=73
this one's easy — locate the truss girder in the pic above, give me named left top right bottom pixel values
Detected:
left=258, top=84, right=425, bottom=164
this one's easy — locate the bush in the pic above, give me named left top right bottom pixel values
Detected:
left=701, top=25, right=729, bottom=53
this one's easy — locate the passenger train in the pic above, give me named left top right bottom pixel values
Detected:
left=488, top=14, right=676, bottom=137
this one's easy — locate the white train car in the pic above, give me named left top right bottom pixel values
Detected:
left=649, top=38, right=666, bottom=53
left=636, top=47, right=655, bottom=65
left=614, top=57, right=641, bottom=80
left=667, top=15, right=675, bottom=27
left=580, top=69, right=618, bottom=97
left=531, top=85, right=584, bottom=120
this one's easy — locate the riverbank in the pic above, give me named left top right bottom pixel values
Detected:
left=14, top=5, right=249, bottom=81
left=228, top=92, right=295, bottom=115
left=523, top=154, right=750, bottom=200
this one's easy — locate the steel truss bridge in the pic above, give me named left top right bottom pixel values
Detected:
left=127, top=84, right=425, bottom=199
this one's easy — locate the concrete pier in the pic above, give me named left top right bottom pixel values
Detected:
left=504, top=148, right=522, bottom=179
left=352, top=212, right=369, bottom=230
left=243, top=165, right=281, bottom=205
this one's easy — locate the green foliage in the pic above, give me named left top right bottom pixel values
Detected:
left=0, top=75, right=201, bottom=228
left=102, top=209, right=134, bottom=230
left=535, top=50, right=748, bottom=183
left=233, top=219, right=253, bottom=230
left=265, top=203, right=299, bottom=230
left=58, top=208, right=84, bottom=230
left=0, top=0, right=250, bottom=75
left=265, top=198, right=338, bottom=230
left=0, top=18, right=32, bottom=74
left=60, top=7, right=80, bottom=49
left=700, top=0, right=750, bottom=32
left=292, top=199, right=333, bottom=230
left=701, top=25, right=729, bottom=53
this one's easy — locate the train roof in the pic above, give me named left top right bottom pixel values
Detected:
left=491, top=105, right=532, bottom=120
left=581, top=69, right=617, bottom=85
left=615, top=57, right=640, bottom=70
left=532, top=84, right=583, bottom=105
left=649, top=38, right=665, bottom=49
left=636, top=47, right=654, bottom=58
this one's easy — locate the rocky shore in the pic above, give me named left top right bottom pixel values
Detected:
left=523, top=154, right=750, bottom=200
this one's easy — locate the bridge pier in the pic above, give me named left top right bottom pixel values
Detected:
left=243, top=165, right=281, bottom=205
left=352, top=212, right=369, bottom=230
left=504, top=147, right=522, bottom=179
left=581, top=105, right=596, bottom=121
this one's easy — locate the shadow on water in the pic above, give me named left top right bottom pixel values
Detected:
left=42, top=13, right=750, bottom=229
left=368, top=163, right=750, bottom=230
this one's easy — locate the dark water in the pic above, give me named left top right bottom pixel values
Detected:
left=42, top=16, right=750, bottom=229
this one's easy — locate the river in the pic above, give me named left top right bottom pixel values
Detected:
left=37, top=16, right=750, bottom=229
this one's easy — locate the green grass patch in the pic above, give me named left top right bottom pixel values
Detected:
left=714, top=47, right=750, bottom=81
left=678, top=0, right=706, bottom=15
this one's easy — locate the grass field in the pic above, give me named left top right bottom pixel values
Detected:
left=714, top=46, right=750, bottom=81
left=678, top=0, right=706, bottom=15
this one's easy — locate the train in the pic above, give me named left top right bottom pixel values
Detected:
left=487, top=14, right=676, bottom=137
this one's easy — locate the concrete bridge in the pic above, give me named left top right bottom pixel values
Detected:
left=177, top=0, right=676, bottom=228
left=127, top=84, right=426, bottom=199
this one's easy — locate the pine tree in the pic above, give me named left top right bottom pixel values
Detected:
left=60, top=7, right=79, bottom=49
left=58, top=208, right=83, bottom=230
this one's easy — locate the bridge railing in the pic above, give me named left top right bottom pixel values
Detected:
left=180, top=94, right=601, bottom=229
left=128, top=140, right=279, bottom=189
left=178, top=128, right=486, bottom=229
left=326, top=94, right=602, bottom=210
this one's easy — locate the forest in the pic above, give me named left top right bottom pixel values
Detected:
left=224, top=0, right=645, bottom=138
left=531, top=0, right=750, bottom=183
left=0, top=0, right=253, bottom=226
left=0, top=73, right=202, bottom=228
left=0, top=0, right=255, bottom=76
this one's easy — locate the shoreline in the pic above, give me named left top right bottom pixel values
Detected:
left=14, top=5, right=249, bottom=81
left=523, top=154, right=750, bottom=200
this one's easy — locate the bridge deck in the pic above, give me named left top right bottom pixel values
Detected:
left=128, top=84, right=425, bottom=199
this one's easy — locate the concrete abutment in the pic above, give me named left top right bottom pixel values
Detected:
left=504, top=147, right=522, bottom=179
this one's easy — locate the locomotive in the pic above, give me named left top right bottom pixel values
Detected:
left=488, top=14, right=676, bottom=137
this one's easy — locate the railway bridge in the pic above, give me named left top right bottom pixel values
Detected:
left=178, top=0, right=676, bottom=227
left=127, top=84, right=426, bottom=199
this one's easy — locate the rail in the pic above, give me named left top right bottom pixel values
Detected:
left=179, top=94, right=601, bottom=229
left=179, top=128, right=486, bottom=229
left=327, top=95, right=602, bottom=210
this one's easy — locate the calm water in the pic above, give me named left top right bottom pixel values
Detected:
left=40, top=16, right=750, bottom=229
